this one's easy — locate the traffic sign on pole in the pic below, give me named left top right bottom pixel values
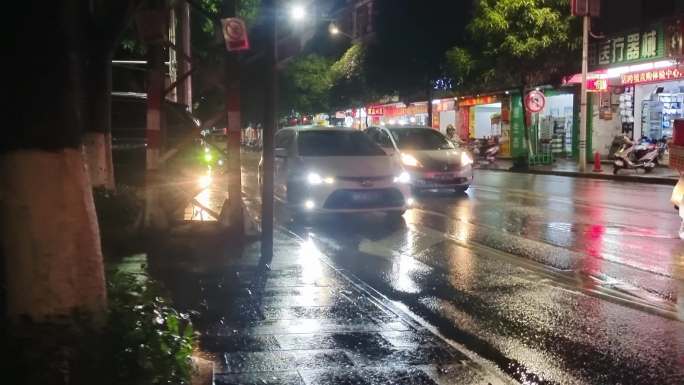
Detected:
left=525, top=90, right=546, bottom=113
left=221, top=17, right=250, bottom=51
left=571, top=0, right=600, bottom=17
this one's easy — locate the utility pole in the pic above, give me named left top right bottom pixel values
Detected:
left=574, top=0, right=600, bottom=172
left=178, top=0, right=192, bottom=109
left=222, top=0, right=244, bottom=236
left=261, top=0, right=277, bottom=259
left=579, top=14, right=589, bottom=172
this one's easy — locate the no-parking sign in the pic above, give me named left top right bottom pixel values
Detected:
left=525, top=90, right=546, bottom=113
left=221, top=17, right=250, bottom=51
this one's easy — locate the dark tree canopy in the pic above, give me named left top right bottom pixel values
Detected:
left=365, top=0, right=473, bottom=101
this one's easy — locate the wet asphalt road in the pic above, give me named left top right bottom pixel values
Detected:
left=236, top=153, right=684, bottom=385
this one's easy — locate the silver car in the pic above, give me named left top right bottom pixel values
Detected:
left=365, top=126, right=474, bottom=193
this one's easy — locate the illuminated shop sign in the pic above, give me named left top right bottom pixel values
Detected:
left=621, top=66, right=684, bottom=85
left=587, top=79, right=608, bottom=91
left=367, top=107, right=384, bottom=116
left=589, top=25, right=664, bottom=69
left=458, top=95, right=498, bottom=107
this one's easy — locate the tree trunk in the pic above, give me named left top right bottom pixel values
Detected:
left=4, top=1, right=108, bottom=383
left=84, top=50, right=116, bottom=190
left=519, top=85, right=534, bottom=159
left=145, top=39, right=169, bottom=230
left=2, top=149, right=107, bottom=321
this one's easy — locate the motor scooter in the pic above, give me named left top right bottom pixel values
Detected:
left=471, top=137, right=499, bottom=166
left=612, top=135, right=659, bottom=174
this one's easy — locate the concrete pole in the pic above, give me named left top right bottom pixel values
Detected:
left=222, top=0, right=244, bottom=235
left=144, top=9, right=167, bottom=229
left=178, top=1, right=192, bottom=110
left=261, top=0, right=277, bottom=259
left=168, top=7, right=178, bottom=102
left=579, top=14, right=589, bottom=172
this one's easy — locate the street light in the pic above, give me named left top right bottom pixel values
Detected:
left=328, top=21, right=353, bottom=39
left=290, top=4, right=306, bottom=21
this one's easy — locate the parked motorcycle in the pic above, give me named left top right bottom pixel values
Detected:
left=469, top=137, right=500, bottom=166
left=612, top=135, right=659, bottom=174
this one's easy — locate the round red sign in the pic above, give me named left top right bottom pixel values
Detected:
left=525, top=90, right=546, bottom=113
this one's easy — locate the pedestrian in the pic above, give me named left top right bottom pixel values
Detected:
left=245, top=123, right=255, bottom=149
left=446, top=124, right=464, bottom=147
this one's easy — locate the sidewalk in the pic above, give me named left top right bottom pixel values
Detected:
left=483, top=158, right=679, bottom=185
left=152, top=226, right=509, bottom=385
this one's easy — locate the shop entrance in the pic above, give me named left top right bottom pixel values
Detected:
left=634, top=80, right=684, bottom=140
left=535, top=93, right=575, bottom=158
left=471, top=103, right=502, bottom=138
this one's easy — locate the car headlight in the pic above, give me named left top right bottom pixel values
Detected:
left=461, top=152, right=473, bottom=166
left=401, top=153, right=421, bottom=168
left=307, top=172, right=334, bottom=185
left=394, top=171, right=411, bottom=184
left=198, top=174, right=212, bottom=189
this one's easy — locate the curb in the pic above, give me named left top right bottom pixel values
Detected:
left=483, top=167, right=677, bottom=186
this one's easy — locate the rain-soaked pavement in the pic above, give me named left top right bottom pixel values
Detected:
left=164, top=153, right=684, bottom=384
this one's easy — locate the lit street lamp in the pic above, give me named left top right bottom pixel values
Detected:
left=289, top=4, right=306, bottom=21
left=328, top=21, right=353, bottom=39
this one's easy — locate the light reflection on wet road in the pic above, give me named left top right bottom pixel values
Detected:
left=239, top=155, right=684, bottom=384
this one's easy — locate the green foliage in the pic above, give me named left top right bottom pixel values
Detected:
left=106, top=271, right=196, bottom=385
left=93, top=186, right=142, bottom=232
left=444, top=46, right=475, bottom=87
left=280, top=54, right=334, bottom=115
left=331, top=44, right=365, bottom=82
left=447, top=0, right=577, bottom=90
left=330, top=44, right=376, bottom=108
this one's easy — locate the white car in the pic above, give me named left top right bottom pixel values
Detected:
left=259, top=126, right=413, bottom=219
left=365, top=126, right=473, bottom=193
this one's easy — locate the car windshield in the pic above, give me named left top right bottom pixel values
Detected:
left=390, top=128, right=455, bottom=150
left=298, top=130, right=387, bottom=157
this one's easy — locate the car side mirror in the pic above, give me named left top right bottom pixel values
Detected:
left=275, top=148, right=288, bottom=158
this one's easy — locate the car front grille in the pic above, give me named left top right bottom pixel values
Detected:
left=336, top=175, right=394, bottom=183
left=423, top=162, right=462, bottom=172
left=417, top=177, right=469, bottom=186
left=323, top=188, right=405, bottom=209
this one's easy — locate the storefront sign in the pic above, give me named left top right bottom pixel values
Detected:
left=434, top=99, right=455, bottom=112
left=367, top=107, right=384, bottom=116
left=458, top=95, right=497, bottom=107
left=587, top=79, right=608, bottom=92
left=589, top=24, right=664, bottom=69
left=620, top=65, right=684, bottom=85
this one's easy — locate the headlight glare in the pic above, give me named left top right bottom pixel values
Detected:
left=461, top=152, right=473, bottom=166
left=394, top=171, right=411, bottom=184
left=401, top=153, right=421, bottom=168
left=307, top=172, right=323, bottom=184
left=307, top=172, right=334, bottom=185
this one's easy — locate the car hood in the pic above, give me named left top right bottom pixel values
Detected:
left=297, top=156, right=399, bottom=178
left=404, top=149, right=462, bottom=170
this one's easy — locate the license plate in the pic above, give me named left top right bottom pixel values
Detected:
left=433, top=173, right=454, bottom=180
left=351, top=191, right=381, bottom=202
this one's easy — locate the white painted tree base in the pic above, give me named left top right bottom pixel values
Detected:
left=1, top=149, right=107, bottom=322
left=83, top=132, right=115, bottom=189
